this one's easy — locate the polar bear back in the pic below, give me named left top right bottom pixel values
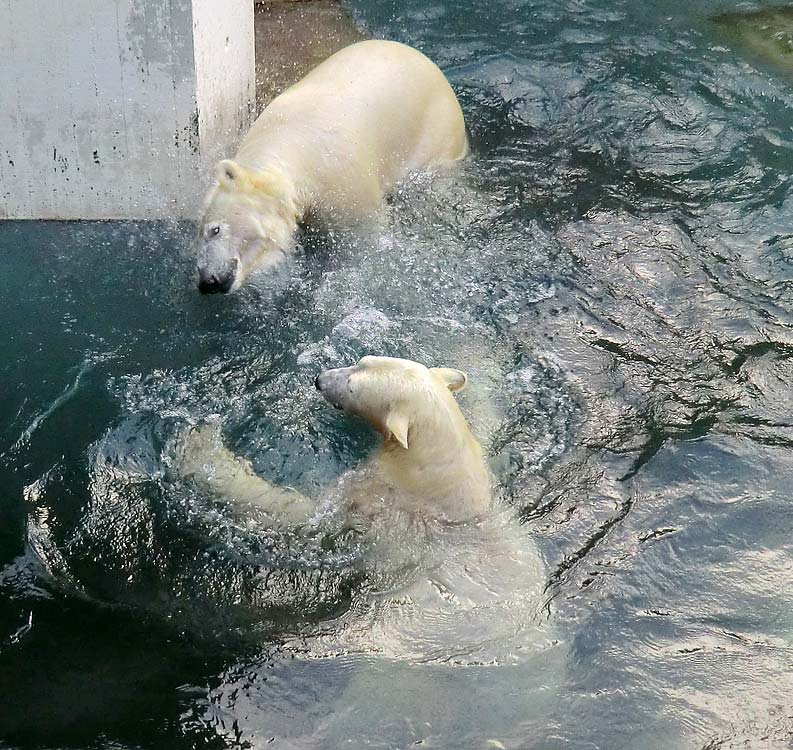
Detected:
left=235, top=40, right=469, bottom=219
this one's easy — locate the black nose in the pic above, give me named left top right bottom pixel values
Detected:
left=197, top=272, right=234, bottom=294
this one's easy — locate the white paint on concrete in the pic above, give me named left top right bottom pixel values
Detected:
left=0, top=0, right=255, bottom=219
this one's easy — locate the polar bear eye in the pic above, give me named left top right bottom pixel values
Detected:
left=207, top=224, right=220, bottom=239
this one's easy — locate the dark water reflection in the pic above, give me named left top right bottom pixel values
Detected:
left=2, top=0, right=793, bottom=748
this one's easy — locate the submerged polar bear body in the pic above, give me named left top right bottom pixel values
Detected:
left=196, top=40, right=469, bottom=293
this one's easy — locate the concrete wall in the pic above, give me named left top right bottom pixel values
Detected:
left=194, top=0, right=256, bottom=168
left=0, top=0, right=255, bottom=220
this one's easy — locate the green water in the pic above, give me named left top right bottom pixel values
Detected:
left=2, top=1, right=793, bottom=748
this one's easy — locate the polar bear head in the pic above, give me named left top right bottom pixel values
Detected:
left=195, top=160, right=299, bottom=294
left=315, top=355, right=490, bottom=520
left=315, top=355, right=469, bottom=449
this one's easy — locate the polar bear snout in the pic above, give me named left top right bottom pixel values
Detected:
left=197, top=258, right=239, bottom=295
left=315, top=366, right=353, bottom=410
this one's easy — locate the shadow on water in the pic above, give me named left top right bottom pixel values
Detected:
left=2, top=0, right=793, bottom=748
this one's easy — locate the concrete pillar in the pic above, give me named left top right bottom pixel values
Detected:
left=0, top=0, right=255, bottom=220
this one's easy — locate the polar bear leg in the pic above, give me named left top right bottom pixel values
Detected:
left=175, top=423, right=315, bottom=526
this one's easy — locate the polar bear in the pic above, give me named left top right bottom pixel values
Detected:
left=176, top=356, right=550, bottom=664
left=179, top=355, right=488, bottom=524
left=195, top=40, right=469, bottom=293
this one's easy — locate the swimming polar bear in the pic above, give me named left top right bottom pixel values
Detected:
left=179, top=356, right=486, bottom=523
left=195, top=40, right=469, bottom=293
left=177, top=356, right=551, bottom=663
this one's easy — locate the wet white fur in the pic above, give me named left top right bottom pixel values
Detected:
left=197, top=40, right=469, bottom=288
left=178, top=357, right=488, bottom=524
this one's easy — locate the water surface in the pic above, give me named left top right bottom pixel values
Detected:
left=2, top=0, right=793, bottom=748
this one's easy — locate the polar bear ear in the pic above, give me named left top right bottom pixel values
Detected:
left=384, top=410, right=410, bottom=450
left=430, top=367, right=468, bottom=393
left=216, top=159, right=246, bottom=188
